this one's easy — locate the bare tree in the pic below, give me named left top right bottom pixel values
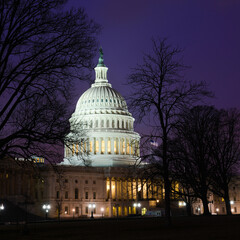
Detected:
left=0, top=0, right=100, bottom=160
left=171, top=106, right=220, bottom=215
left=210, top=109, right=240, bottom=215
left=128, top=38, right=210, bottom=225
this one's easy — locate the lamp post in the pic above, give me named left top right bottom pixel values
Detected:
left=0, top=204, right=4, bottom=223
left=101, top=207, right=104, bottom=218
left=133, top=202, right=141, bottom=215
left=42, top=204, right=51, bottom=220
left=88, top=203, right=96, bottom=218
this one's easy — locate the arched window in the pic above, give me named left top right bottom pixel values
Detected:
left=117, top=120, right=119, bottom=128
left=126, top=121, right=128, bottom=130
left=101, top=119, right=104, bottom=128
left=112, top=119, right=115, bottom=128
left=122, top=120, right=124, bottom=129
left=107, top=120, right=109, bottom=128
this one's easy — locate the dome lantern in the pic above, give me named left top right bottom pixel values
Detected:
left=94, top=48, right=108, bottom=85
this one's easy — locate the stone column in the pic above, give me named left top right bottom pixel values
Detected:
left=111, top=138, right=114, bottom=154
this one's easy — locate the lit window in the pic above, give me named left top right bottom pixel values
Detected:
left=114, top=140, right=117, bottom=153
left=76, top=144, right=79, bottom=155
left=101, top=140, right=105, bottom=154
left=95, top=140, right=99, bottom=153
left=108, top=140, right=111, bottom=154
left=123, top=140, right=125, bottom=154
left=127, top=140, right=130, bottom=154
left=90, top=141, right=93, bottom=152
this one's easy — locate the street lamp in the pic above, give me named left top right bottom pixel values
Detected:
left=88, top=203, right=96, bottom=218
left=0, top=204, right=4, bottom=223
left=72, top=208, right=75, bottom=219
left=42, top=204, right=51, bottom=220
left=133, top=202, right=141, bottom=215
left=101, top=207, right=104, bottom=217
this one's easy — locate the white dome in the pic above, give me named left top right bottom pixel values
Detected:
left=74, top=84, right=131, bottom=116
left=62, top=49, right=140, bottom=167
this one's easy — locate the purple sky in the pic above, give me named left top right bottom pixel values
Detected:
left=68, top=0, right=240, bottom=121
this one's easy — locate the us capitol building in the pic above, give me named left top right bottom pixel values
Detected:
left=38, top=49, right=162, bottom=218
left=1, top=50, right=239, bottom=219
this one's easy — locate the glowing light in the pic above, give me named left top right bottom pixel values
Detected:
left=0, top=204, right=4, bottom=210
left=230, top=200, right=234, bottom=205
left=216, top=208, right=219, bottom=212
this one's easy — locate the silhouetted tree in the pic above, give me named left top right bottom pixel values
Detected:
left=171, top=106, right=219, bottom=215
left=0, top=0, right=100, bottom=160
left=128, top=38, right=210, bottom=224
left=210, top=109, right=240, bottom=215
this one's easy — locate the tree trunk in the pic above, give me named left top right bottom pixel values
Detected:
left=186, top=202, right=192, bottom=216
left=224, top=190, right=232, bottom=215
left=202, top=197, right=211, bottom=215
left=162, top=133, right=172, bottom=226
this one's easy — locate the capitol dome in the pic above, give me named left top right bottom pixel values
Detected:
left=62, top=48, right=140, bottom=167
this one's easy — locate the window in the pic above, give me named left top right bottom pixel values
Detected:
left=222, top=207, right=225, bottom=213
left=85, top=192, right=88, bottom=199
left=235, top=207, right=237, bottom=213
left=85, top=206, right=88, bottom=213
left=75, top=180, right=78, bottom=183
left=65, top=206, right=68, bottom=214
left=75, top=188, right=78, bottom=199
left=93, top=192, right=96, bottom=199
left=234, top=196, right=237, bottom=201
left=93, top=180, right=96, bottom=184
left=65, top=179, right=68, bottom=183
left=85, top=180, right=88, bottom=184
left=101, top=140, right=105, bottom=154
left=65, top=191, right=68, bottom=199
left=95, top=140, right=99, bottom=153
left=90, top=141, right=93, bottom=152
left=75, top=207, right=79, bottom=214
left=56, top=191, right=59, bottom=199
left=233, top=186, right=236, bottom=190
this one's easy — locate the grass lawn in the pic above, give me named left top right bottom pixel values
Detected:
left=0, top=215, right=240, bottom=240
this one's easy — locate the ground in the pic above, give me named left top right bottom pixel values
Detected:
left=0, top=215, right=240, bottom=240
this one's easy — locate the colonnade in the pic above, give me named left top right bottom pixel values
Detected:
left=105, top=177, right=164, bottom=201
left=65, top=137, right=140, bottom=157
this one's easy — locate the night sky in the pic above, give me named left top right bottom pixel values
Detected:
left=68, top=0, right=240, bottom=122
